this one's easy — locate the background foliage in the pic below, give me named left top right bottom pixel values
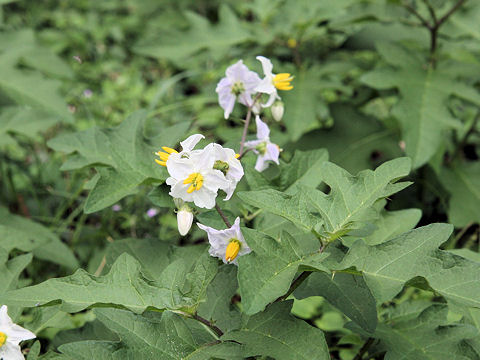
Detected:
left=0, top=0, right=479, bottom=359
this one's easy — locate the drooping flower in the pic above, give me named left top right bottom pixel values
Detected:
left=271, top=100, right=284, bottom=122
left=197, top=217, right=251, bottom=265
left=245, top=116, right=281, bottom=172
left=0, top=305, right=35, bottom=360
left=216, top=60, right=261, bottom=119
left=255, top=56, right=294, bottom=107
left=174, top=199, right=194, bottom=236
left=155, top=134, right=204, bottom=167
left=166, top=146, right=229, bottom=209
left=204, top=143, right=244, bottom=200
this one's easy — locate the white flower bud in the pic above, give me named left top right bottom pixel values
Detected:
left=271, top=101, right=284, bottom=122
left=177, top=209, right=194, bottom=236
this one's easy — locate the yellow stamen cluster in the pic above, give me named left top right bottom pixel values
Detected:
left=183, top=172, right=204, bottom=193
left=155, top=146, right=178, bottom=166
left=0, top=331, right=7, bottom=348
left=225, top=240, right=241, bottom=262
left=273, top=73, right=294, bottom=91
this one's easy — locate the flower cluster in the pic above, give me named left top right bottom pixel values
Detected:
left=156, top=134, right=244, bottom=210
left=0, top=305, right=35, bottom=360
left=154, top=56, right=293, bottom=265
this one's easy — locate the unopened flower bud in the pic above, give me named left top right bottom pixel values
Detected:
left=177, top=208, right=194, bottom=236
left=271, top=101, right=284, bottom=122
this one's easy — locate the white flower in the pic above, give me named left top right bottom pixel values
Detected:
left=166, top=146, right=229, bottom=209
left=271, top=100, right=284, bottom=122
left=255, top=56, right=294, bottom=107
left=155, top=134, right=204, bottom=167
left=216, top=60, right=261, bottom=119
left=0, top=305, right=35, bottom=360
left=177, top=208, right=194, bottom=236
left=197, top=217, right=251, bottom=265
left=205, top=143, right=244, bottom=200
left=245, top=116, right=281, bottom=172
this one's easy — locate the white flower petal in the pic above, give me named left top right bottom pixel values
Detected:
left=166, top=157, right=193, bottom=180
left=255, top=155, right=269, bottom=172
left=244, top=139, right=263, bottom=150
left=192, top=188, right=216, bottom=209
left=180, top=134, right=205, bottom=152
left=226, top=60, right=247, bottom=81
left=169, top=181, right=194, bottom=202
left=255, top=77, right=275, bottom=94
left=256, top=56, right=273, bottom=76
left=255, top=116, right=270, bottom=139
left=262, top=92, right=279, bottom=108
left=0, top=342, right=25, bottom=360
left=6, top=323, right=36, bottom=345
left=265, top=143, right=280, bottom=165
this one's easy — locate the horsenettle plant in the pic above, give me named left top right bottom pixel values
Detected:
left=3, top=33, right=480, bottom=359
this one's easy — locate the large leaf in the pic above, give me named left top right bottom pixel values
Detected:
left=238, top=157, right=412, bottom=239
left=373, top=303, right=478, bottom=360
left=0, top=207, right=78, bottom=269
left=0, top=248, right=32, bottom=293
left=295, top=272, right=377, bottom=333
left=440, top=161, right=480, bottom=227
left=340, top=223, right=480, bottom=307
left=59, top=308, right=244, bottom=360
left=222, top=301, right=330, bottom=360
left=238, top=228, right=328, bottom=315
left=48, top=111, right=189, bottom=213
left=133, top=5, right=250, bottom=63
left=1, top=252, right=216, bottom=313
left=361, top=42, right=480, bottom=168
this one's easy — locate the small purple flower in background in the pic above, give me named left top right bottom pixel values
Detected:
left=147, top=208, right=159, bottom=218
left=83, top=89, right=93, bottom=98
left=112, top=204, right=122, bottom=212
left=216, top=60, right=260, bottom=119
left=245, top=116, right=281, bottom=172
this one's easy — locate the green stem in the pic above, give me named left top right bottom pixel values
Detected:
left=353, top=337, right=375, bottom=360
left=215, top=203, right=232, bottom=228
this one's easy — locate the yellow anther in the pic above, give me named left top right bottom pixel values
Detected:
left=155, top=159, right=167, bottom=166
left=183, top=173, right=204, bottom=192
left=162, top=146, right=178, bottom=154
left=273, top=73, right=294, bottom=91
left=225, top=240, right=241, bottom=262
left=0, top=331, right=6, bottom=348
left=235, top=153, right=240, bottom=159
left=158, top=152, right=169, bottom=162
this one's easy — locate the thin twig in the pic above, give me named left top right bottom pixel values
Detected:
left=239, top=93, right=262, bottom=156
left=215, top=203, right=232, bottom=227
left=192, top=314, right=224, bottom=337
left=403, top=1, right=432, bottom=29
left=436, top=0, right=467, bottom=27
left=353, top=337, right=375, bottom=360
left=422, top=0, right=437, bottom=23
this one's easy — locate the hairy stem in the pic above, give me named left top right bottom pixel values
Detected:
left=215, top=203, right=232, bottom=227
left=275, top=271, right=312, bottom=302
left=353, top=337, right=375, bottom=360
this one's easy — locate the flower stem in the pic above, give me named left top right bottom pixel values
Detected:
left=239, top=93, right=262, bottom=156
left=215, top=203, right=232, bottom=228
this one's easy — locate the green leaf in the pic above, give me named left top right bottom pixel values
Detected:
left=1, top=253, right=215, bottom=313
left=0, top=248, right=31, bottom=293
left=133, top=5, right=250, bottom=64
left=374, top=303, right=478, bottom=360
left=339, top=223, right=480, bottom=308
left=198, top=265, right=241, bottom=332
left=48, top=111, right=188, bottom=213
left=361, top=42, right=480, bottom=168
left=282, top=66, right=325, bottom=141
left=440, top=161, right=480, bottom=227
left=0, top=207, right=78, bottom=269
left=238, top=229, right=328, bottom=315
left=222, top=301, right=330, bottom=360
left=292, top=104, right=403, bottom=174
left=59, top=308, right=244, bottom=360
left=239, top=157, right=412, bottom=239
left=295, top=272, right=377, bottom=333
